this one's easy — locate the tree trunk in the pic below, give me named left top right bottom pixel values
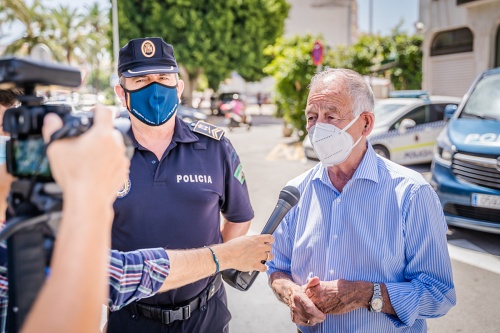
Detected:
left=178, top=65, right=203, bottom=107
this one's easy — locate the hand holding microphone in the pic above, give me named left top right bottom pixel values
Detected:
left=222, top=185, right=300, bottom=291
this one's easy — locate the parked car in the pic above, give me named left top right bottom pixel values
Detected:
left=302, top=95, right=462, bottom=164
left=176, top=104, right=208, bottom=123
left=213, top=92, right=245, bottom=116
left=430, top=67, right=500, bottom=234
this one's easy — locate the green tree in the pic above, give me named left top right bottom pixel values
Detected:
left=264, top=29, right=423, bottom=139
left=48, top=5, right=88, bottom=64
left=82, top=2, right=111, bottom=94
left=116, top=0, right=290, bottom=105
left=263, top=34, right=334, bottom=140
left=1, top=0, right=52, bottom=56
left=390, top=31, right=422, bottom=90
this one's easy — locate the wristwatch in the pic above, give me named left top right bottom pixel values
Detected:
left=369, top=283, right=383, bottom=312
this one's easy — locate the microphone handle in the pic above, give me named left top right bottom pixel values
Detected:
left=221, top=200, right=292, bottom=291
left=260, top=200, right=292, bottom=235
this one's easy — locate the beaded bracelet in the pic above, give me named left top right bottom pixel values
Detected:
left=206, top=246, right=220, bottom=274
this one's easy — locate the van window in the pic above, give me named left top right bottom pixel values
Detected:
left=461, top=74, right=500, bottom=120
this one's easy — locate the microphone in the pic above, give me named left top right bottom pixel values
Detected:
left=222, top=185, right=300, bottom=291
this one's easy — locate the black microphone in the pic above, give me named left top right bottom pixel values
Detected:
left=222, top=185, right=300, bottom=291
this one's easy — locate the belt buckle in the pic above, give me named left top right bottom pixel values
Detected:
left=161, top=305, right=191, bottom=324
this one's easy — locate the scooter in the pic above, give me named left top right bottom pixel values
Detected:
left=224, top=111, right=252, bottom=131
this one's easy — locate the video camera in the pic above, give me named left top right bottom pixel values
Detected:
left=0, top=57, right=128, bottom=332
left=1, top=57, right=88, bottom=181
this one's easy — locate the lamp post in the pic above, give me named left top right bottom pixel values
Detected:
left=112, top=0, right=119, bottom=78
left=369, top=0, right=373, bottom=35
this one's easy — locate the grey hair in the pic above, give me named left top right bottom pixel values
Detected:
left=309, top=68, right=374, bottom=117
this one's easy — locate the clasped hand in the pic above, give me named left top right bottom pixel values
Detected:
left=289, top=277, right=362, bottom=326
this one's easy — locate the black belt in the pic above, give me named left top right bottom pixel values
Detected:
left=134, top=274, right=222, bottom=325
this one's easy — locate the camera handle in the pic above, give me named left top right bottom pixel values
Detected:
left=3, top=180, right=62, bottom=332
left=3, top=212, right=60, bottom=333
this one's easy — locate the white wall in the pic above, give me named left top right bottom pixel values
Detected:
left=420, top=0, right=500, bottom=97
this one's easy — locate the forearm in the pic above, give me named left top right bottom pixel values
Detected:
left=22, top=190, right=114, bottom=333
left=339, top=281, right=395, bottom=315
left=221, top=220, right=250, bottom=242
left=269, top=271, right=300, bottom=306
left=159, top=245, right=228, bottom=292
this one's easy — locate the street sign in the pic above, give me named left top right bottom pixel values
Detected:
left=311, top=40, right=324, bottom=66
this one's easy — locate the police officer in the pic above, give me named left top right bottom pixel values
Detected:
left=107, top=37, right=254, bottom=333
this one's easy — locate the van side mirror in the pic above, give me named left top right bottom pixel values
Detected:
left=444, top=104, right=458, bottom=120
left=398, top=118, right=416, bottom=134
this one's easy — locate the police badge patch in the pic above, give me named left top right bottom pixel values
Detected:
left=117, top=178, right=131, bottom=198
left=141, top=40, right=155, bottom=58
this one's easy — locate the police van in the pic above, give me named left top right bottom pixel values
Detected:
left=368, top=95, right=462, bottom=165
left=431, top=67, right=500, bottom=234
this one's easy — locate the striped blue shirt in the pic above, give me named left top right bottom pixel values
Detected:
left=267, top=143, right=456, bottom=333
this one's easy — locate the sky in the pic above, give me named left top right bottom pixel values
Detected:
left=6, top=0, right=420, bottom=42
left=357, top=0, right=420, bottom=35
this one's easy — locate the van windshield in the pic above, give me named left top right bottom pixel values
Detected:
left=461, top=74, right=500, bottom=120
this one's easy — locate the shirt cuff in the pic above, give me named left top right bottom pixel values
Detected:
left=385, top=282, right=418, bottom=327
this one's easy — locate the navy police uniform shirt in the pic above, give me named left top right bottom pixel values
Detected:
left=111, top=116, right=254, bottom=305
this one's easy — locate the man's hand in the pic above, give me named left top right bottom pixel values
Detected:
left=216, top=234, right=273, bottom=272
left=42, top=106, right=130, bottom=207
left=305, top=278, right=371, bottom=315
left=289, top=277, right=326, bottom=326
left=270, top=272, right=326, bottom=326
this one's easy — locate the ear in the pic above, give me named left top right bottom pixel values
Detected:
left=361, top=112, right=375, bottom=136
left=177, top=79, right=185, bottom=101
left=114, top=84, right=126, bottom=108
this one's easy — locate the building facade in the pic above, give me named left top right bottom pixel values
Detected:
left=285, top=0, right=358, bottom=47
left=420, top=0, right=500, bottom=97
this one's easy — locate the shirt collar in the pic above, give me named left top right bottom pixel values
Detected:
left=127, top=116, right=199, bottom=148
left=312, top=142, right=380, bottom=187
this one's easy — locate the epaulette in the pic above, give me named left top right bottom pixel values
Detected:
left=189, top=121, right=225, bottom=141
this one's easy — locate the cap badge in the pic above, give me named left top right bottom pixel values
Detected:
left=141, top=40, right=156, bottom=58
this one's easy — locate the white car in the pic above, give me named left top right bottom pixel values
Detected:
left=303, top=95, right=462, bottom=165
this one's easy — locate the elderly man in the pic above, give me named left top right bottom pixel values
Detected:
left=267, top=69, right=456, bottom=333
left=108, top=37, right=254, bottom=333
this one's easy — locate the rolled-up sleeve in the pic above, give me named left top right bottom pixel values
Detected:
left=108, top=248, right=170, bottom=311
left=385, top=186, right=456, bottom=327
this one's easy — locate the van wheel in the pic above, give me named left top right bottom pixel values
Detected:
left=373, top=145, right=390, bottom=160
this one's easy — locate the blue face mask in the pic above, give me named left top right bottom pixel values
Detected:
left=123, top=82, right=179, bottom=126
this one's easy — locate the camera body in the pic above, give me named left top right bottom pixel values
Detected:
left=1, top=57, right=85, bottom=181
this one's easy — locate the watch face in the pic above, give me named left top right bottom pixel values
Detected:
left=371, top=298, right=383, bottom=311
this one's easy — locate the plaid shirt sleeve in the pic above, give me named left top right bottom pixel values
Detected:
left=108, top=248, right=170, bottom=311
left=0, top=241, right=7, bottom=333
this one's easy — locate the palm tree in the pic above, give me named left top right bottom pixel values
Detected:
left=48, top=5, right=88, bottom=65
left=1, top=0, right=52, bottom=56
left=82, top=2, right=111, bottom=93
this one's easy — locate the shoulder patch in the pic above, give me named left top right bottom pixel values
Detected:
left=191, top=121, right=225, bottom=141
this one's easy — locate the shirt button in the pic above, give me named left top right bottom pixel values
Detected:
left=333, top=234, right=338, bottom=239
left=336, top=198, right=341, bottom=203
left=329, top=269, right=335, bottom=275
left=152, top=160, right=156, bottom=164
